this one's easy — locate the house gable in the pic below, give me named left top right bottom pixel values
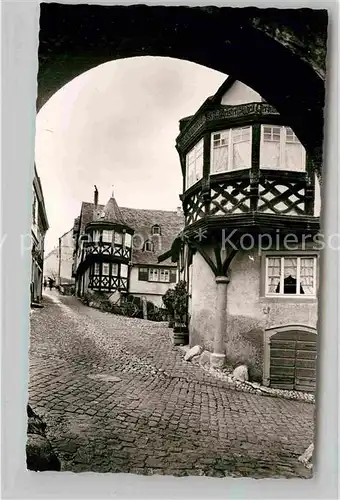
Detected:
left=220, top=80, right=262, bottom=106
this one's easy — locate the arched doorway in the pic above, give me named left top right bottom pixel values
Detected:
left=37, top=3, right=327, bottom=163
left=263, top=325, right=317, bottom=392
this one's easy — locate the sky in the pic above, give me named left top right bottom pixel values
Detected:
left=35, top=56, right=226, bottom=253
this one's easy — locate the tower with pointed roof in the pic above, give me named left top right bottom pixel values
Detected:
left=72, top=187, right=184, bottom=307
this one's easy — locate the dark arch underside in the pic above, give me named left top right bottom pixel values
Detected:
left=38, top=4, right=327, bottom=162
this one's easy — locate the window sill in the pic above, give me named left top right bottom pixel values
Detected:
left=210, top=166, right=250, bottom=175
left=148, top=280, right=171, bottom=284
left=260, top=296, right=317, bottom=304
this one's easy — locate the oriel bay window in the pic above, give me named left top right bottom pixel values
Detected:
left=186, top=139, right=204, bottom=190
left=211, top=126, right=252, bottom=174
left=265, top=255, right=317, bottom=297
left=260, top=125, right=306, bottom=171
left=90, top=229, right=130, bottom=246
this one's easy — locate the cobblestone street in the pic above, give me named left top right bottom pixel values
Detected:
left=29, top=291, right=314, bottom=478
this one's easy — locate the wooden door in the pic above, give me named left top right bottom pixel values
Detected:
left=270, top=330, right=317, bottom=392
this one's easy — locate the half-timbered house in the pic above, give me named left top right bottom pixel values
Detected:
left=72, top=187, right=184, bottom=307
left=160, top=77, right=321, bottom=392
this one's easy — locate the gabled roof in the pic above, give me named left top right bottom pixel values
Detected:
left=210, top=75, right=237, bottom=105
left=120, top=207, right=184, bottom=265
left=177, top=75, right=244, bottom=141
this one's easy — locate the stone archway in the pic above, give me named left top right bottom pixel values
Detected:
left=263, top=324, right=317, bottom=392
left=37, top=4, right=327, bottom=163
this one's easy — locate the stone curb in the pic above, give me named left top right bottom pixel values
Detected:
left=178, top=346, right=315, bottom=404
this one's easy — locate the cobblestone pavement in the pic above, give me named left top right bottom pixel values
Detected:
left=29, top=291, right=314, bottom=478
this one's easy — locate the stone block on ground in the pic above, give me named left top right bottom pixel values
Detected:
left=198, top=350, right=211, bottom=368
left=184, top=345, right=203, bottom=361
left=298, top=443, right=314, bottom=469
left=232, top=364, right=249, bottom=382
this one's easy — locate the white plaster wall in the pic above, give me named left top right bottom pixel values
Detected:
left=221, top=81, right=262, bottom=105
left=189, top=245, right=319, bottom=381
left=189, top=250, right=217, bottom=350
left=128, top=267, right=176, bottom=307
left=59, top=232, right=75, bottom=283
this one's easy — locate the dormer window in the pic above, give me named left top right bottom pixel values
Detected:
left=260, top=125, right=306, bottom=171
left=144, top=240, right=154, bottom=252
left=100, top=211, right=106, bottom=218
left=152, top=225, right=161, bottom=235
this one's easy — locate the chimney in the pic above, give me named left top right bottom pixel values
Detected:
left=94, top=185, right=98, bottom=208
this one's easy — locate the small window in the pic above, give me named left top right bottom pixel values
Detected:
left=211, top=126, right=252, bottom=174
left=263, top=126, right=281, bottom=142
left=102, top=230, right=113, bottom=243
left=185, top=138, right=204, bottom=189
left=112, top=263, right=119, bottom=276
left=92, top=230, right=100, bottom=242
left=148, top=268, right=159, bottom=282
left=94, top=262, right=100, bottom=276
left=266, top=255, right=317, bottom=296
left=102, top=263, right=110, bottom=276
left=144, top=240, right=153, bottom=252
left=124, top=233, right=132, bottom=248
left=114, top=232, right=123, bottom=245
left=152, top=225, right=161, bottom=235
left=120, top=264, right=128, bottom=278
left=138, top=267, right=148, bottom=281
left=260, top=124, right=306, bottom=171
left=159, top=269, right=170, bottom=282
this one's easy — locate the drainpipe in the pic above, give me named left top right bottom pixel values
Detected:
left=210, top=275, right=229, bottom=369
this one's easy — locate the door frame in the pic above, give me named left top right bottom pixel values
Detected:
left=263, top=324, right=317, bottom=387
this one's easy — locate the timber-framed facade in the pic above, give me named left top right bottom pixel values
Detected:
left=73, top=188, right=184, bottom=307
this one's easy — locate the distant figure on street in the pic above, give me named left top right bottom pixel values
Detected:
left=48, top=278, right=54, bottom=290
left=43, top=279, right=47, bottom=290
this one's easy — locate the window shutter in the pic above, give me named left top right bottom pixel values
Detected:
left=170, top=269, right=177, bottom=283
left=138, top=267, right=148, bottom=281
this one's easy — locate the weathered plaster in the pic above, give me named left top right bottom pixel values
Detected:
left=128, top=267, right=176, bottom=307
left=189, top=245, right=318, bottom=381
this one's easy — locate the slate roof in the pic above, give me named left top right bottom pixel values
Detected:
left=93, top=196, right=127, bottom=225
left=74, top=200, right=184, bottom=267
